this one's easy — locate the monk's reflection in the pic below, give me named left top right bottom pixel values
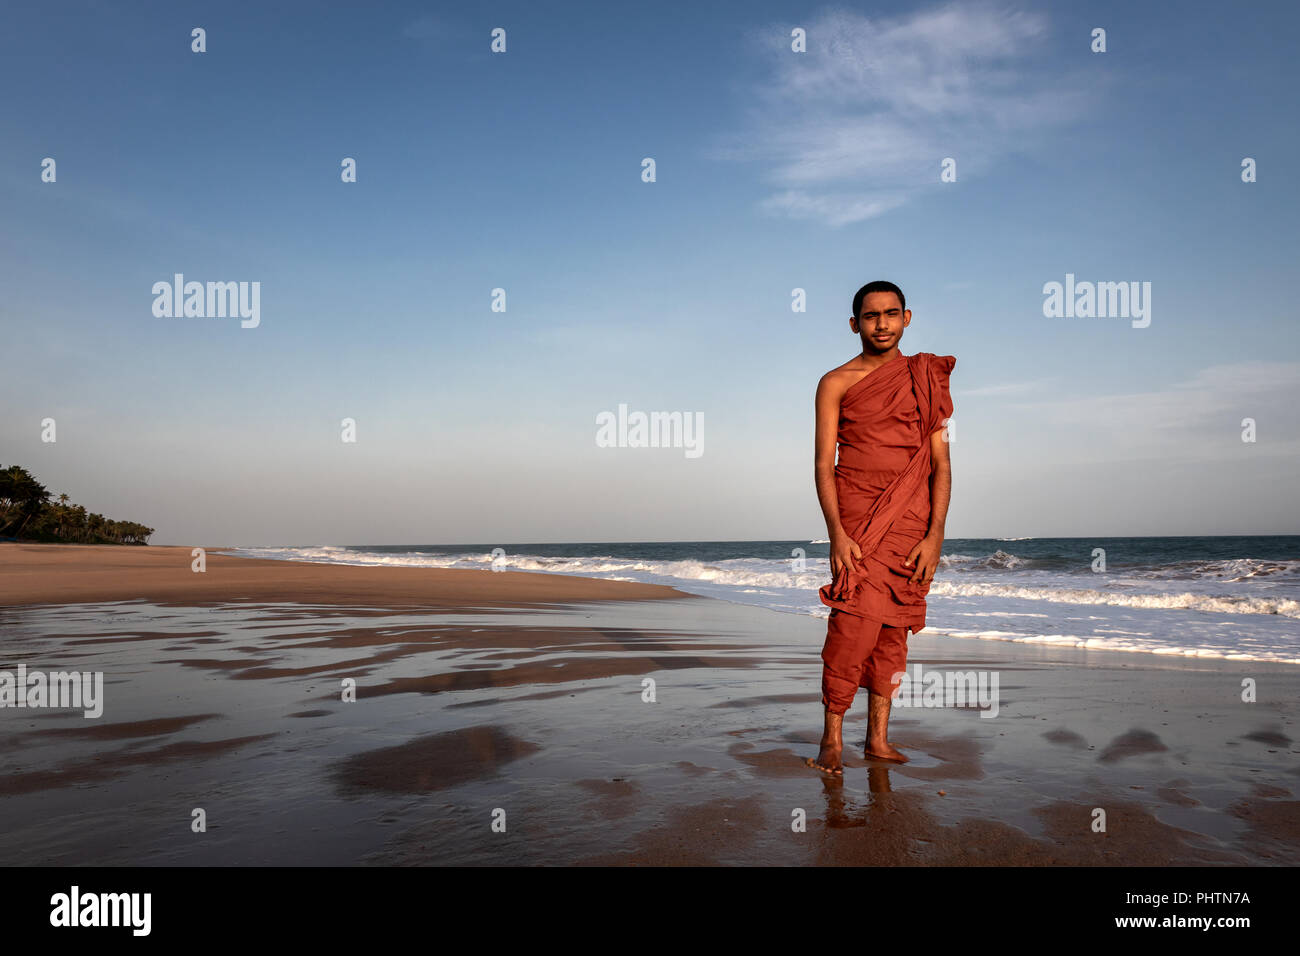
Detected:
left=810, top=759, right=899, bottom=828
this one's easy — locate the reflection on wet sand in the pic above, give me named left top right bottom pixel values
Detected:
left=1, top=595, right=1297, bottom=865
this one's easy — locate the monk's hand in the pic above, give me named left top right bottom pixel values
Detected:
left=905, top=535, right=943, bottom=584
left=829, top=531, right=861, bottom=582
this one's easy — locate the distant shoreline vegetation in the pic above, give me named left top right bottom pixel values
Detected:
left=0, top=465, right=154, bottom=545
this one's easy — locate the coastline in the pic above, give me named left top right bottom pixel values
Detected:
left=0, top=542, right=689, bottom=608
left=1, top=542, right=1296, bottom=866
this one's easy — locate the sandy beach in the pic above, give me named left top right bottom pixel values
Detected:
left=0, top=542, right=687, bottom=608
left=1, top=542, right=1297, bottom=866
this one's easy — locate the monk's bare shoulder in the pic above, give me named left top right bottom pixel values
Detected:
left=816, top=359, right=867, bottom=404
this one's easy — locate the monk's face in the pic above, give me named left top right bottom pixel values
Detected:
left=851, top=291, right=911, bottom=355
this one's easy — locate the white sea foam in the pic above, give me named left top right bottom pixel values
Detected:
left=927, top=580, right=1300, bottom=618
left=922, top=626, right=1300, bottom=665
left=219, top=546, right=1300, bottom=664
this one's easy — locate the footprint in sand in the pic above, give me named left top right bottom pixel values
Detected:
left=1098, top=728, right=1168, bottom=763
left=1042, top=728, right=1087, bottom=748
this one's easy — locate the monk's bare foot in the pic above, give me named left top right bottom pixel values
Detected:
left=864, top=691, right=905, bottom=762
left=864, top=739, right=909, bottom=763
left=806, top=749, right=843, bottom=775
left=809, top=709, right=844, bottom=774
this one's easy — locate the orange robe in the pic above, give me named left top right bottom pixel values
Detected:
left=819, top=351, right=956, bottom=634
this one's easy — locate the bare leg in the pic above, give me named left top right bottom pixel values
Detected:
left=863, top=691, right=908, bottom=762
left=807, top=708, right=844, bottom=774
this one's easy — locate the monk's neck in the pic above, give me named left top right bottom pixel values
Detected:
left=857, top=347, right=903, bottom=371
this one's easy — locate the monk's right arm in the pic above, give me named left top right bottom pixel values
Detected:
left=815, top=374, right=856, bottom=575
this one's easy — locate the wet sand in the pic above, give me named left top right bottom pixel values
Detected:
left=1, top=543, right=1297, bottom=865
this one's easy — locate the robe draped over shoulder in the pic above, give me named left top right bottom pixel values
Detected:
left=819, top=351, right=955, bottom=632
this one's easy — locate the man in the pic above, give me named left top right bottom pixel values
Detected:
left=808, top=280, right=955, bottom=774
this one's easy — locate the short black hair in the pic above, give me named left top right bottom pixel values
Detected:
left=852, top=281, right=905, bottom=318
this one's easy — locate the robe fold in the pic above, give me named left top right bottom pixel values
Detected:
left=819, top=351, right=956, bottom=633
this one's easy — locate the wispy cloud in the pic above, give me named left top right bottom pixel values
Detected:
left=963, top=379, right=1050, bottom=397
left=1009, top=361, right=1300, bottom=460
left=714, top=2, right=1095, bottom=226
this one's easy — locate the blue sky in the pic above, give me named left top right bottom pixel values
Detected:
left=3, top=0, right=1297, bottom=545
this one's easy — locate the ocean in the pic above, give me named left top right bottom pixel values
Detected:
left=219, top=536, right=1300, bottom=664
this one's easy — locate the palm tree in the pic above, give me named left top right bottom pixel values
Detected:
left=1, top=465, right=155, bottom=544
left=0, top=465, right=50, bottom=537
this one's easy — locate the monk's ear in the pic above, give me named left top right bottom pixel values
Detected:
left=903, top=309, right=912, bottom=325
left=849, top=315, right=860, bottom=332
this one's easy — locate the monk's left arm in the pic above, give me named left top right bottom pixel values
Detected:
left=906, top=428, right=951, bottom=583
left=926, top=427, right=952, bottom=541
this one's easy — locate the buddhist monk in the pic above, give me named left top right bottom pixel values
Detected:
left=807, top=280, right=955, bottom=775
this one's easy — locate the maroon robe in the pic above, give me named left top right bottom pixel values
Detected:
left=819, top=351, right=955, bottom=633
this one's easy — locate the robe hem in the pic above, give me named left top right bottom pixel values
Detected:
left=822, top=604, right=925, bottom=630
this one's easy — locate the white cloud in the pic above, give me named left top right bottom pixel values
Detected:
left=758, top=189, right=908, bottom=226
left=1008, top=360, right=1300, bottom=460
left=962, top=379, right=1049, bottom=397
left=714, top=2, right=1095, bottom=225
